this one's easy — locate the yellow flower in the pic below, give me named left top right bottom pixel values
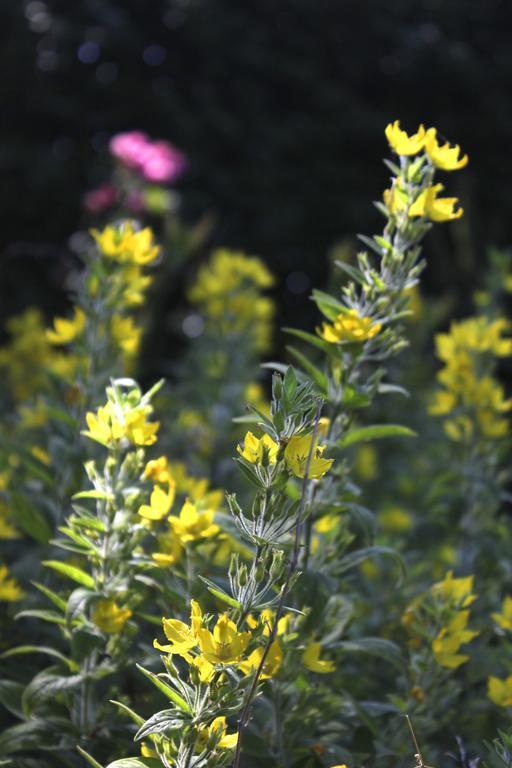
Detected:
left=141, top=743, right=159, bottom=758
left=432, top=571, right=476, bottom=608
left=169, top=499, right=219, bottom=543
left=239, top=640, right=283, bottom=679
left=492, top=596, right=512, bottom=632
left=46, top=307, right=86, bottom=345
left=284, top=434, right=333, bottom=479
left=246, top=609, right=291, bottom=637
left=425, top=128, right=468, bottom=171
left=0, top=502, right=19, bottom=540
left=91, top=598, right=132, bottom=633
left=138, top=484, right=175, bottom=521
left=432, top=611, right=478, bottom=669
left=197, top=614, right=251, bottom=664
left=379, top=506, right=413, bottom=533
left=409, top=184, right=463, bottom=222
left=91, top=222, right=160, bottom=265
left=152, top=530, right=183, bottom=567
left=303, top=642, right=335, bottom=673
left=191, top=655, right=216, bottom=683
left=83, top=403, right=159, bottom=447
left=488, top=676, right=512, bottom=707
left=154, top=601, right=203, bottom=658
left=237, top=431, right=279, bottom=464
left=198, top=717, right=238, bottom=751
left=385, top=120, right=426, bottom=156
left=0, top=565, right=24, bottom=602
left=111, top=315, right=142, bottom=356
left=317, top=309, right=381, bottom=344
left=144, top=456, right=172, bottom=485
left=315, top=514, right=338, bottom=533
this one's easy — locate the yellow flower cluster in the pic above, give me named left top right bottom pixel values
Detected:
left=188, top=248, right=275, bottom=352
left=430, top=317, right=512, bottom=440
left=91, top=222, right=160, bottom=266
left=383, top=120, right=467, bottom=223
left=0, top=308, right=80, bottom=401
left=431, top=572, right=478, bottom=669
left=83, top=402, right=159, bottom=448
left=91, top=598, right=133, bottom=634
left=317, top=309, right=382, bottom=344
left=238, top=431, right=334, bottom=479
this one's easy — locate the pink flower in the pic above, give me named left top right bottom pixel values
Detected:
left=140, top=141, right=187, bottom=183
left=109, top=130, right=187, bottom=184
left=83, top=183, right=118, bottom=213
left=109, top=131, right=151, bottom=169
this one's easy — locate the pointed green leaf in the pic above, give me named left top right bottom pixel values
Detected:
left=42, top=561, right=95, bottom=588
left=338, top=424, right=416, bottom=448
left=136, top=665, right=190, bottom=713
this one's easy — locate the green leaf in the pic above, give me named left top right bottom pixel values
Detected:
left=42, top=560, right=95, bottom=588
left=338, top=424, right=416, bottom=448
left=110, top=699, right=145, bottom=726
left=76, top=746, right=103, bottom=768
left=283, top=327, right=333, bottom=354
left=22, top=670, right=84, bottom=715
left=106, top=760, right=162, bottom=768
left=335, top=545, right=406, bottom=581
left=334, top=637, right=404, bottom=669
left=32, top=581, right=67, bottom=612
left=0, top=680, right=24, bottom=718
left=136, top=665, right=190, bottom=713
left=1, top=646, right=75, bottom=671
left=72, top=489, right=113, bottom=501
left=15, top=609, right=67, bottom=626
left=11, top=493, right=52, bottom=544
left=335, top=260, right=365, bottom=285
left=286, top=346, right=328, bottom=393
left=198, top=576, right=241, bottom=608
left=311, top=289, right=345, bottom=321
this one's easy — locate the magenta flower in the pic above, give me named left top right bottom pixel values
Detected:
left=109, top=131, right=187, bottom=184
left=83, top=183, right=118, bottom=213
left=109, top=131, right=151, bottom=169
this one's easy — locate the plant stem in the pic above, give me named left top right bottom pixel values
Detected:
left=232, top=400, right=323, bottom=768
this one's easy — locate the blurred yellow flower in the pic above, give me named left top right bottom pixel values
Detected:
left=169, top=499, right=219, bottom=543
left=91, top=598, right=132, bottom=633
left=138, top=484, right=175, bottom=521
left=488, top=676, right=512, bottom=707
left=385, top=120, right=426, bottom=155
left=317, top=308, right=381, bottom=344
left=46, top=306, right=86, bottom=345
left=409, top=184, right=463, bottom=222
left=0, top=564, right=24, bottom=602
left=425, top=128, right=468, bottom=171
left=303, top=641, right=335, bottom=673
left=83, top=403, right=159, bottom=447
left=492, top=596, right=512, bottom=632
left=92, top=222, right=160, bottom=265
left=239, top=640, right=283, bottom=679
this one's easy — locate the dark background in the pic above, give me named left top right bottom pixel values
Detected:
left=2, top=0, right=511, bottom=339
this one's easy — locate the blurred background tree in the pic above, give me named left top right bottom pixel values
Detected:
left=2, top=0, right=511, bottom=356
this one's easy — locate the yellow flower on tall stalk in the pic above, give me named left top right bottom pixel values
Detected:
left=83, top=403, right=159, bottom=447
left=408, top=184, right=463, bottom=222
left=488, top=676, right=512, bottom=707
left=46, top=306, right=86, bottom=345
left=432, top=571, right=476, bottom=608
left=237, top=431, right=279, bottom=465
left=91, top=598, right=132, bottom=634
left=285, top=434, right=333, bottom=479
left=169, top=499, right=219, bottom=543
left=385, top=120, right=426, bottom=155
left=432, top=610, right=479, bottom=669
left=197, top=614, right=251, bottom=664
left=154, top=601, right=203, bottom=657
left=91, top=221, right=160, bottom=265
left=239, top=640, right=283, bottom=679
left=317, top=309, right=381, bottom=344
left=0, top=564, right=24, bottom=601
left=492, top=596, right=512, bottom=632
left=111, top=315, right=142, bottom=356
left=425, top=128, right=469, bottom=171
left=302, top=641, right=335, bottom=673
left=138, top=484, right=176, bottom=521
left=198, top=717, right=239, bottom=750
